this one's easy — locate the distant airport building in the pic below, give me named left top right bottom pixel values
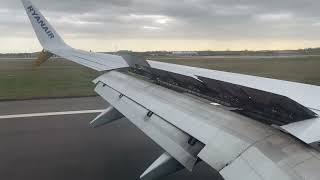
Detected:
left=172, top=51, right=198, bottom=56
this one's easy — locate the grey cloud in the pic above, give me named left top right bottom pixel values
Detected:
left=1, top=0, right=320, bottom=44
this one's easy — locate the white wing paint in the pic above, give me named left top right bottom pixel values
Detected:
left=21, top=1, right=320, bottom=179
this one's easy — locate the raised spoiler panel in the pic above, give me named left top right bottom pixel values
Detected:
left=148, top=61, right=320, bottom=112
left=197, top=76, right=317, bottom=125
left=146, top=61, right=320, bottom=148
left=129, top=66, right=317, bottom=126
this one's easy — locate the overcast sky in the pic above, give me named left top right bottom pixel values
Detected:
left=2, top=0, right=320, bottom=52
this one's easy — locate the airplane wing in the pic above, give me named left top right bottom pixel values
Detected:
left=22, top=1, right=320, bottom=180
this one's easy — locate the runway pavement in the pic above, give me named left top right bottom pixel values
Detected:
left=0, top=97, right=222, bottom=180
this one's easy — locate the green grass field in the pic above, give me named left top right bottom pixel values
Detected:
left=0, top=58, right=100, bottom=100
left=0, top=56, right=319, bottom=100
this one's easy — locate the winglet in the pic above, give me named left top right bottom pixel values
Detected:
left=21, top=0, right=69, bottom=51
left=21, top=0, right=130, bottom=71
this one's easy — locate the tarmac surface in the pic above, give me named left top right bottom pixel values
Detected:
left=0, top=97, right=222, bottom=180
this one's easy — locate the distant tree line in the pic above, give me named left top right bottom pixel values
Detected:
left=2, top=48, right=320, bottom=58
